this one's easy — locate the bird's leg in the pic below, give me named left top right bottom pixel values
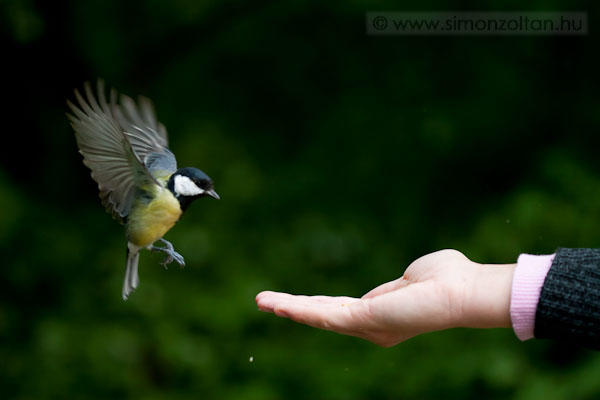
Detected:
left=150, top=238, right=185, bottom=268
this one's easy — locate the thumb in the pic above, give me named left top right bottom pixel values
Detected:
left=362, top=276, right=409, bottom=299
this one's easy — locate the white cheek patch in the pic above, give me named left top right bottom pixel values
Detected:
left=174, top=175, right=204, bottom=197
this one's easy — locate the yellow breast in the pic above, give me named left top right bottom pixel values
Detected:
left=127, top=187, right=182, bottom=248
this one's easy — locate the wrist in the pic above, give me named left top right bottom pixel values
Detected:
left=462, top=262, right=516, bottom=329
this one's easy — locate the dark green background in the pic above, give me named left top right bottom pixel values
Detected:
left=2, top=1, right=600, bottom=399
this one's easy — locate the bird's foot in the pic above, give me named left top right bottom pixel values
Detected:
left=150, top=239, right=185, bottom=268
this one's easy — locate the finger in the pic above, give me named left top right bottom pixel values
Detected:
left=256, top=292, right=359, bottom=312
left=273, top=300, right=359, bottom=333
left=255, top=291, right=281, bottom=304
left=258, top=292, right=351, bottom=304
left=361, top=276, right=409, bottom=299
left=256, top=291, right=294, bottom=312
left=308, top=295, right=361, bottom=305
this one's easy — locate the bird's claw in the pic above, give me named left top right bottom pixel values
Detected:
left=161, top=251, right=185, bottom=268
left=151, top=239, right=186, bottom=269
left=160, top=256, right=172, bottom=269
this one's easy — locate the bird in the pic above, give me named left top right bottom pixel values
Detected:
left=66, top=80, right=219, bottom=300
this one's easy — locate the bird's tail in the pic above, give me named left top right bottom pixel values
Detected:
left=122, top=243, right=140, bottom=300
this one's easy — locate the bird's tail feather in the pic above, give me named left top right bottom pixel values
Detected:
left=122, top=244, right=140, bottom=300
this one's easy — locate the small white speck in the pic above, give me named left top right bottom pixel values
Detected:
left=249, top=356, right=254, bottom=362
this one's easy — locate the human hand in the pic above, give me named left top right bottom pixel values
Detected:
left=256, top=249, right=516, bottom=347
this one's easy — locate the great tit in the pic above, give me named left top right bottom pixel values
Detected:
left=67, top=80, right=219, bottom=300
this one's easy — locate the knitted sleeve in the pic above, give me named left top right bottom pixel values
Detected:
left=510, top=254, right=554, bottom=341
left=534, top=248, right=600, bottom=349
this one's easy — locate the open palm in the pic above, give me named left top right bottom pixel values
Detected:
left=256, top=250, right=514, bottom=347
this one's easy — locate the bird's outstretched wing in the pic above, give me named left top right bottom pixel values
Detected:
left=67, top=80, right=171, bottom=223
left=114, top=93, right=177, bottom=178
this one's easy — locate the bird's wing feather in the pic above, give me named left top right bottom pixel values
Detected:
left=67, top=80, right=159, bottom=223
left=114, top=94, right=177, bottom=177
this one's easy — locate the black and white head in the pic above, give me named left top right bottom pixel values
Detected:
left=167, top=167, right=219, bottom=210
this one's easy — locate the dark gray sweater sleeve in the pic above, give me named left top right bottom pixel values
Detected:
left=534, top=248, right=600, bottom=349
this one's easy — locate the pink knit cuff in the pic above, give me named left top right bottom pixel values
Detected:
left=510, top=253, right=555, bottom=341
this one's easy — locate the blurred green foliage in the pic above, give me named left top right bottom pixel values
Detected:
left=1, top=0, right=600, bottom=399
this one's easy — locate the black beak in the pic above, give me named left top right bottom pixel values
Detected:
left=206, top=189, right=220, bottom=200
